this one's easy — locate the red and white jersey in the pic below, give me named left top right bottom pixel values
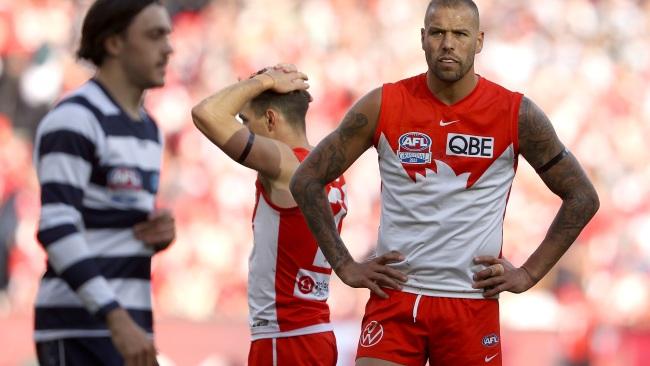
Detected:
left=372, top=73, right=522, bottom=299
left=248, top=147, right=347, bottom=340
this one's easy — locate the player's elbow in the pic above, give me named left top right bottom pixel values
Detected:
left=572, top=184, right=600, bottom=221
left=585, top=187, right=600, bottom=219
left=191, top=104, right=208, bottom=131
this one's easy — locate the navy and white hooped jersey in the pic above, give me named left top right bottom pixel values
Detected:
left=33, top=79, right=162, bottom=341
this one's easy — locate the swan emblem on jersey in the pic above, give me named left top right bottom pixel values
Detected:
left=397, top=132, right=432, bottom=164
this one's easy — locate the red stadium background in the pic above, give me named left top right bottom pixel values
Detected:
left=1, top=0, right=649, bottom=365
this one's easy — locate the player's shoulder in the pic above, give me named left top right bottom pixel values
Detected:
left=36, top=81, right=114, bottom=140
left=383, top=73, right=426, bottom=90
left=478, top=76, right=523, bottom=98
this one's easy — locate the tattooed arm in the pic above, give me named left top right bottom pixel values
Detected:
left=290, top=88, right=407, bottom=298
left=473, top=96, right=600, bottom=297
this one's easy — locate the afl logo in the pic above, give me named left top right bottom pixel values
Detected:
left=482, top=333, right=500, bottom=348
left=108, top=167, right=142, bottom=190
left=297, top=275, right=315, bottom=294
left=359, top=320, right=384, bottom=347
left=397, top=132, right=432, bottom=164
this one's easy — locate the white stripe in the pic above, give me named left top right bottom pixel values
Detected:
left=35, top=103, right=101, bottom=144
left=248, top=197, right=281, bottom=334
left=103, top=136, right=161, bottom=171
left=37, top=278, right=151, bottom=310
left=46, top=232, right=92, bottom=273
left=84, top=184, right=155, bottom=212
left=34, top=329, right=155, bottom=343
left=39, top=204, right=82, bottom=231
left=250, top=323, right=334, bottom=341
left=85, top=229, right=153, bottom=257
left=272, top=338, right=277, bottom=366
left=76, top=276, right=118, bottom=313
left=77, top=81, right=120, bottom=116
left=413, top=294, right=422, bottom=323
left=38, top=153, right=92, bottom=188
left=35, top=329, right=112, bottom=342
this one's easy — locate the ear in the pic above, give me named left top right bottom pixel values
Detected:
left=421, top=27, right=426, bottom=50
left=475, top=31, right=484, bottom=54
left=265, top=109, right=279, bottom=133
left=104, top=34, right=124, bottom=58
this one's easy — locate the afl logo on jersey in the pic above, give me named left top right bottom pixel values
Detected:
left=482, top=333, right=500, bottom=347
left=108, top=167, right=143, bottom=190
left=397, top=132, right=432, bottom=164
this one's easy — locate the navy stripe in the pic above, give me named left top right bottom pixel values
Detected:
left=98, top=115, right=160, bottom=143
left=59, top=92, right=160, bottom=143
left=45, top=256, right=152, bottom=281
left=81, top=207, right=149, bottom=229
left=34, top=307, right=153, bottom=332
left=38, top=130, right=96, bottom=163
left=95, top=300, right=120, bottom=321
left=57, top=258, right=103, bottom=290
left=89, top=166, right=160, bottom=194
left=57, top=96, right=104, bottom=122
left=41, top=183, right=84, bottom=208
left=37, top=224, right=78, bottom=247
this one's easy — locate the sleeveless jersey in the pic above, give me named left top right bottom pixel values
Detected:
left=372, top=73, right=522, bottom=299
left=248, top=147, right=347, bottom=339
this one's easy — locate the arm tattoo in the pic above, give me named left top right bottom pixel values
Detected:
left=518, top=97, right=600, bottom=280
left=291, top=111, right=370, bottom=271
left=535, top=148, right=568, bottom=174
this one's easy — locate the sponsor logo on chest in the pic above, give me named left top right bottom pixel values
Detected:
left=446, top=133, right=494, bottom=158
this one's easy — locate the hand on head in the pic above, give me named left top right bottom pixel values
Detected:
left=250, top=63, right=311, bottom=95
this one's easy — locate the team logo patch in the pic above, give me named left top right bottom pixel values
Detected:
left=446, top=133, right=494, bottom=158
left=397, top=132, right=432, bottom=164
left=293, top=269, right=330, bottom=301
left=359, top=320, right=384, bottom=347
left=482, top=333, right=500, bottom=348
left=297, top=276, right=315, bottom=294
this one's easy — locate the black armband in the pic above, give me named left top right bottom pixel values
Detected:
left=535, top=148, right=569, bottom=174
left=237, top=132, right=255, bottom=163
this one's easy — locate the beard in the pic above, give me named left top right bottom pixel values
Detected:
left=426, top=52, right=474, bottom=83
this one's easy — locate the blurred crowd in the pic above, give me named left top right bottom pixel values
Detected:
left=1, top=0, right=649, bottom=364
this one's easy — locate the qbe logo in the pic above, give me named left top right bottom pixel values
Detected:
left=446, top=133, right=494, bottom=158
left=397, top=132, right=432, bottom=164
left=482, top=333, right=500, bottom=348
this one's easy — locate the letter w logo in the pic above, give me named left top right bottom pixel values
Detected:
left=359, top=321, right=384, bottom=348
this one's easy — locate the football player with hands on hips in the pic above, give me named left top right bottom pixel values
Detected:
left=290, top=1, right=599, bottom=365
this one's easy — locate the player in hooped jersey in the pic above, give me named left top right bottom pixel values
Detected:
left=33, top=1, right=175, bottom=365
left=291, top=1, right=599, bottom=365
left=193, top=64, right=362, bottom=365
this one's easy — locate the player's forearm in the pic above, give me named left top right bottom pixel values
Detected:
left=522, top=186, right=599, bottom=282
left=191, top=75, right=273, bottom=145
left=290, top=171, right=353, bottom=272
